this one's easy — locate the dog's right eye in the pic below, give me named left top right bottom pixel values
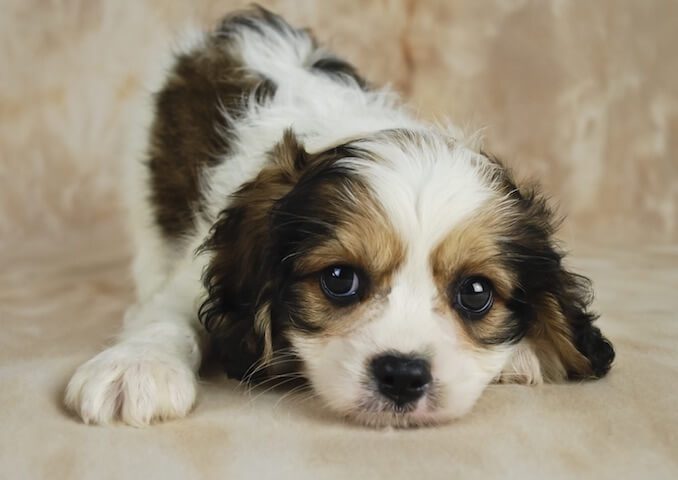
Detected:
left=320, top=266, right=361, bottom=305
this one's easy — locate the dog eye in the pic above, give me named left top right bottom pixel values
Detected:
left=320, top=266, right=361, bottom=304
left=454, top=276, right=494, bottom=319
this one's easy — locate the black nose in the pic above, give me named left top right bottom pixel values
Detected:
left=370, top=354, right=432, bottom=406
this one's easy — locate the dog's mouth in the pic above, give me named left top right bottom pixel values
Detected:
left=251, top=372, right=448, bottom=427
left=343, top=383, right=448, bottom=428
left=344, top=401, right=448, bottom=428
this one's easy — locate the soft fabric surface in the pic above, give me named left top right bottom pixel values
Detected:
left=1, top=1, right=677, bottom=479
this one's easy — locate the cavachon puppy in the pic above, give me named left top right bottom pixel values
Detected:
left=65, top=7, right=614, bottom=428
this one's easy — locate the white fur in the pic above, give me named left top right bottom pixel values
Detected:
left=498, top=340, right=544, bottom=384
left=65, top=245, right=206, bottom=425
left=203, top=24, right=421, bottom=222
left=345, top=134, right=494, bottom=250
left=66, top=14, right=527, bottom=426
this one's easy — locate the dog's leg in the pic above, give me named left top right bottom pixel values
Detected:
left=65, top=254, right=207, bottom=426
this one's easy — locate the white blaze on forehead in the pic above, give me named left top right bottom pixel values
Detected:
left=344, top=133, right=495, bottom=253
left=328, top=132, right=498, bottom=357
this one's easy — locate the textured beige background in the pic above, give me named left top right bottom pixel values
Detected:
left=1, top=1, right=677, bottom=479
left=1, top=0, right=677, bottom=246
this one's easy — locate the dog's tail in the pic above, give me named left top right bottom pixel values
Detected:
left=216, top=6, right=366, bottom=89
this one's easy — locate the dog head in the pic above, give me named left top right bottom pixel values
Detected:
left=200, top=128, right=614, bottom=427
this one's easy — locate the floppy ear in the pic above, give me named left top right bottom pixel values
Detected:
left=529, top=264, right=615, bottom=381
left=500, top=184, right=615, bottom=382
left=198, top=130, right=307, bottom=380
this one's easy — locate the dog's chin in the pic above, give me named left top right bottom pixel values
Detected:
left=342, top=406, right=454, bottom=429
left=335, top=396, right=457, bottom=429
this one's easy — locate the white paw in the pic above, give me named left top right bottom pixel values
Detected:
left=65, top=345, right=197, bottom=426
left=496, top=340, right=544, bottom=385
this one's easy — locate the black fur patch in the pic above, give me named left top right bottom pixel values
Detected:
left=312, top=57, right=369, bottom=89
left=147, top=31, right=275, bottom=239
left=571, top=324, right=615, bottom=378
left=198, top=136, right=369, bottom=380
left=489, top=158, right=615, bottom=378
left=269, top=161, right=364, bottom=337
left=217, top=5, right=295, bottom=38
left=147, top=6, right=370, bottom=241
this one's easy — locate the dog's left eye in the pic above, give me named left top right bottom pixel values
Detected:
left=454, top=276, right=494, bottom=320
left=320, top=266, right=361, bottom=304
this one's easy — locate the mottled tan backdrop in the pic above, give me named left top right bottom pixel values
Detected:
left=2, top=0, right=677, bottom=246
left=1, top=1, right=677, bottom=479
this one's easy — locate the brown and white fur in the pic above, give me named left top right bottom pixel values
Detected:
left=65, top=7, right=614, bottom=428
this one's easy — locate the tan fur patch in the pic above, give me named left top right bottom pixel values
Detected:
left=287, top=278, right=389, bottom=338
left=430, top=204, right=519, bottom=345
left=431, top=209, right=516, bottom=299
left=529, top=294, right=593, bottom=381
left=429, top=198, right=598, bottom=383
left=293, top=201, right=405, bottom=280
left=287, top=184, right=405, bottom=336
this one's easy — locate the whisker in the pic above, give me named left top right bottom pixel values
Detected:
left=239, top=355, right=298, bottom=386
left=243, top=371, right=306, bottom=396
left=272, top=384, right=314, bottom=410
left=247, top=375, right=306, bottom=403
left=285, top=389, right=319, bottom=409
left=238, top=351, right=299, bottom=388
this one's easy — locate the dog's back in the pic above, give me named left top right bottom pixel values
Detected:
left=127, top=7, right=413, bottom=302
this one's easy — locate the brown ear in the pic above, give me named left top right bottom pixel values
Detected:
left=529, top=271, right=615, bottom=381
left=197, top=130, right=307, bottom=379
left=498, top=183, right=615, bottom=382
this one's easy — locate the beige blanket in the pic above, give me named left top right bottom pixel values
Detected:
left=2, top=1, right=677, bottom=478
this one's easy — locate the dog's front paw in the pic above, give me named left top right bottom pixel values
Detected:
left=64, top=345, right=197, bottom=426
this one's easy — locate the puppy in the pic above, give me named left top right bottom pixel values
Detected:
left=65, top=7, right=614, bottom=428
